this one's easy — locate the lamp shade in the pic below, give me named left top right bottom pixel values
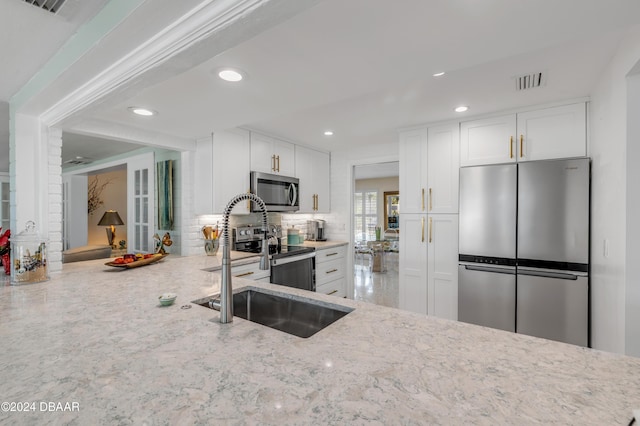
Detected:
left=98, top=210, right=124, bottom=226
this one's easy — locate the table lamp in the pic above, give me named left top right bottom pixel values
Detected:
left=98, top=210, right=124, bottom=248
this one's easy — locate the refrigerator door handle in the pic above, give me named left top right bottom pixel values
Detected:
left=463, top=264, right=515, bottom=275
left=517, top=269, right=579, bottom=281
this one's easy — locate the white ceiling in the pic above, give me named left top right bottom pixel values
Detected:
left=0, top=0, right=109, bottom=103
left=73, top=0, right=640, bottom=153
left=4, top=0, right=640, bottom=171
left=0, top=0, right=109, bottom=172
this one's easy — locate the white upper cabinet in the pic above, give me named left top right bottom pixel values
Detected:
left=516, top=103, right=587, bottom=161
left=194, top=129, right=250, bottom=215
left=460, top=102, right=587, bottom=166
left=399, top=123, right=459, bottom=214
left=295, top=146, right=330, bottom=213
left=399, top=128, right=428, bottom=214
left=460, top=115, right=517, bottom=167
left=427, top=124, right=460, bottom=214
left=250, top=133, right=295, bottom=176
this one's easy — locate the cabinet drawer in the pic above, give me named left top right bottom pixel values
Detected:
left=316, top=258, right=345, bottom=285
left=315, top=245, right=347, bottom=264
left=231, top=261, right=270, bottom=281
left=317, top=277, right=346, bottom=298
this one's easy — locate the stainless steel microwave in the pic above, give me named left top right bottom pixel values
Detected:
left=250, top=171, right=299, bottom=212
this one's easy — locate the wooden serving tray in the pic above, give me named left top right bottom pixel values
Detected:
left=105, top=254, right=168, bottom=268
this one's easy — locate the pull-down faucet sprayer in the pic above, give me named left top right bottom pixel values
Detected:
left=219, top=193, right=269, bottom=323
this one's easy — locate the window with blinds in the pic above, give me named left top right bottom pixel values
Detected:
left=354, top=190, right=377, bottom=241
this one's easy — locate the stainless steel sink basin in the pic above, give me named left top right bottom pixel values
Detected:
left=194, top=288, right=353, bottom=338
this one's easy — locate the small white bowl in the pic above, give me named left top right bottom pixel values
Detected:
left=159, top=293, right=177, bottom=306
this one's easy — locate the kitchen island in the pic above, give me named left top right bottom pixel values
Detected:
left=1, top=254, right=639, bottom=425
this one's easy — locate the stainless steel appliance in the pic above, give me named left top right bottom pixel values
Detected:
left=307, top=219, right=326, bottom=241
left=233, top=224, right=316, bottom=292
left=250, top=171, right=299, bottom=212
left=458, top=158, right=590, bottom=346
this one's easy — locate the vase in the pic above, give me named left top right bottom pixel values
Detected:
left=1, top=253, right=10, bottom=275
left=204, top=239, right=219, bottom=256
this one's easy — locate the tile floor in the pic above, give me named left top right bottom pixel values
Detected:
left=353, top=251, right=399, bottom=308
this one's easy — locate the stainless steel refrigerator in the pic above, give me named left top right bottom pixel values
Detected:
left=458, top=158, right=590, bottom=347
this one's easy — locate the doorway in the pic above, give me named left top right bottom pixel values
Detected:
left=352, top=161, right=399, bottom=308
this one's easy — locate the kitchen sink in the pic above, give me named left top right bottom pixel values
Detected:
left=193, top=288, right=353, bottom=338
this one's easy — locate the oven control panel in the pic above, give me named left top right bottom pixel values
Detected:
left=233, top=224, right=282, bottom=243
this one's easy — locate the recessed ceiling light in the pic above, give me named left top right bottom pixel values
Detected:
left=218, top=68, right=243, bottom=82
left=454, top=106, right=469, bottom=113
left=128, top=107, right=157, bottom=116
left=432, top=71, right=445, bottom=77
left=324, top=130, right=334, bottom=136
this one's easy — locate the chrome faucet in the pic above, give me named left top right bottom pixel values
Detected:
left=218, top=193, right=269, bottom=323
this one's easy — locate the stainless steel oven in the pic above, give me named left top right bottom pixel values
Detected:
left=250, top=171, right=299, bottom=212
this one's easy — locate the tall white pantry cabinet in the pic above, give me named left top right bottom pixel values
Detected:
left=399, top=123, right=459, bottom=319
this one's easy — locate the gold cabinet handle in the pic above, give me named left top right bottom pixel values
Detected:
left=271, top=155, right=276, bottom=171
left=421, top=217, right=425, bottom=242
left=326, top=252, right=338, bottom=257
left=276, top=155, right=280, bottom=172
left=520, top=134, right=524, bottom=158
left=428, top=217, right=433, bottom=243
left=421, top=188, right=425, bottom=211
left=509, top=136, right=513, bottom=159
left=326, top=269, right=338, bottom=274
left=247, top=189, right=251, bottom=211
left=429, top=188, right=433, bottom=212
left=234, top=271, right=254, bottom=278
left=328, top=290, right=338, bottom=295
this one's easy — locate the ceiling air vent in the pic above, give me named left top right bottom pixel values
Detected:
left=22, top=0, right=66, bottom=14
left=515, top=72, right=545, bottom=91
left=64, top=157, right=93, bottom=166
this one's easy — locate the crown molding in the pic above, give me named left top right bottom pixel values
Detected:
left=40, top=0, right=269, bottom=126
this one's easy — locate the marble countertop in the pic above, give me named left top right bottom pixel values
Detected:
left=1, top=255, right=640, bottom=425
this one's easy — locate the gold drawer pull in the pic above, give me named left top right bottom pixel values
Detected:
left=326, top=252, right=339, bottom=257
left=234, top=271, right=254, bottom=278
left=327, top=290, right=338, bottom=295
left=326, top=269, right=338, bottom=274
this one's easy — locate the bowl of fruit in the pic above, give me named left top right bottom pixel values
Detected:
left=105, top=252, right=167, bottom=268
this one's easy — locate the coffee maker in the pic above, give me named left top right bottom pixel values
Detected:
left=307, top=219, right=326, bottom=241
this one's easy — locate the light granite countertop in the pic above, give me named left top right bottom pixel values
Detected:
left=1, top=254, right=640, bottom=425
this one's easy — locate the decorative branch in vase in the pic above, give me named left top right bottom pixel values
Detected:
left=87, top=176, right=114, bottom=216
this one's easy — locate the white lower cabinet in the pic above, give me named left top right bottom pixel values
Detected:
left=399, top=214, right=458, bottom=319
left=231, top=261, right=270, bottom=282
left=315, top=245, right=347, bottom=297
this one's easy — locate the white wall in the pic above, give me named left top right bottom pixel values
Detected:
left=590, top=24, right=640, bottom=354
left=625, top=71, right=640, bottom=356
left=63, top=174, right=88, bottom=249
